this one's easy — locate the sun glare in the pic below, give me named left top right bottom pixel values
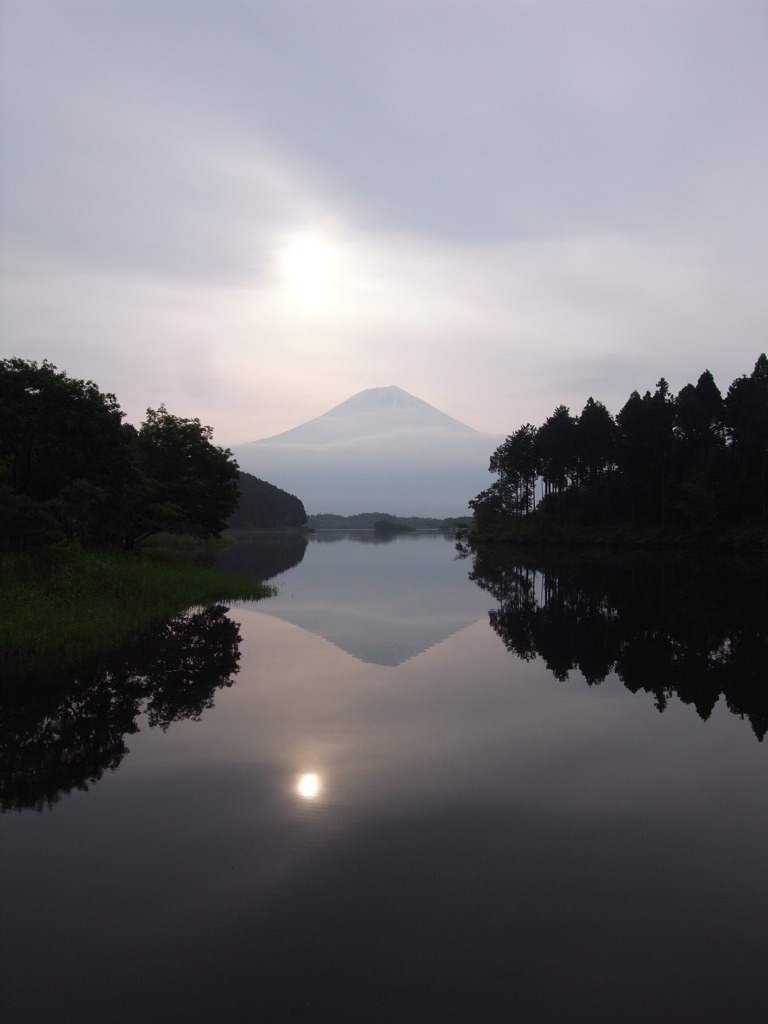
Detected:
left=296, top=773, right=322, bottom=800
left=278, top=236, right=335, bottom=307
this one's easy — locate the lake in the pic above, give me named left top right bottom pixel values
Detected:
left=2, top=531, right=767, bottom=1023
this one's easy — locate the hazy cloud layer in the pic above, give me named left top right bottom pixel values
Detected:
left=2, top=1, right=766, bottom=445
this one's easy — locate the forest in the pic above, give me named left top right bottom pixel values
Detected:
left=227, top=472, right=306, bottom=530
left=0, top=358, right=296, bottom=673
left=307, top=513, right=468, bottom=531
left=470, top=354, right=768, bottom=544
left=0, top=358, right=305, bottom=553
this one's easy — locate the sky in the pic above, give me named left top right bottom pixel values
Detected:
left=1, top=0, right=766, bottom=446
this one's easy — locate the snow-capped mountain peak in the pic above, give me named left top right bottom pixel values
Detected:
left=253, top=386, right=477, bottom=446
left=231, top=386, right=501, bottom=515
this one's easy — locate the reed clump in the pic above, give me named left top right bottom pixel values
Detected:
left=0, top=545, right=273, bottom=676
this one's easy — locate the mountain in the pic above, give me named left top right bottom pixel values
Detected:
left=231, top=386, right=502, bottom=516
left=258, top=386, right=476, bottom=444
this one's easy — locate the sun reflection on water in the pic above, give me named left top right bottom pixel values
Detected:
left=296, top=773, right=322, bottom=800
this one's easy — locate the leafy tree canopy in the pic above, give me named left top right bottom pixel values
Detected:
left=128, top=404, right=239, bottom=545
left=0, top=358, right=132, bottom=548
left=0, top=360, right=243, bottom=551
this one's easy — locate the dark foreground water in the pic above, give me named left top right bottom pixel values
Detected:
left=2, top=532, right=767, bottom=1023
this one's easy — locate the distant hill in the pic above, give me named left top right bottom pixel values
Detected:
left=231, top=386, right=502, bottom=516
left=374, top=518, right=415, bottom=534
left=227, top=471, right=307, bottom=529
left=307, top=513, right=463, bottom=530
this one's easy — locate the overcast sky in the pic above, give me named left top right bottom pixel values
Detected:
left=1, top=1, right=766, bottom=445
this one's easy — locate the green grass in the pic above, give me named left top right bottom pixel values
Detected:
left=0, top=545, right=274, bottom=676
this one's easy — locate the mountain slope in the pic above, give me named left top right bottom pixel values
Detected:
left=232, top=386, right=501, bottom=516
left=256, top=385, right=477, bottom=446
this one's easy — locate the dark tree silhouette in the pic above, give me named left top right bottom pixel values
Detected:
left=616, top=379, right=676, bottom=528
left=0, top=361, right=248, bottom=550
left=725, top=355, right=768, bottom=524
left=488, top=424, right=539, bottom=517
left=471, top=355, right=768, bottom=539
left=0, top=358, right=133, bottom=549
left=535, top=405, right=578, bottom=513
left=227, top=471, right=307, bottom=529
left=675, top=370, right=725, bottom=452
left=576, top=397, right=618, bottom=486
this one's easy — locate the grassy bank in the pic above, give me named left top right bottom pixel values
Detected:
left=1, top=545, right=274, bottom=676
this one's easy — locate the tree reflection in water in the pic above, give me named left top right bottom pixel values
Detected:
left=0, top=605, right=242, bottom=812
left=470, top=550, right=768, bottom=741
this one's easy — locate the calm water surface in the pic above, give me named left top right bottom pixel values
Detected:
left=2, top=532, right=767, bottom=1023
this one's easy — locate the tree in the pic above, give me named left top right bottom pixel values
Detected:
left=675, top=371, right=725, bottom=453
left=670, top=371, right=726, bottom=532
left=576, top=397, right=617, bottom=486
left=535, top=406, right=577, bottom=521
left=724, top=354, right=768, bottom=523
left=468, top=481, right=510, bottom=529
left=488, top=424, right=539, bottom=517
left=616, top=380, right=676, bottom=528
left=0, top=359, right=132, bottom=549
left=128, top=405, right=240, bottom=545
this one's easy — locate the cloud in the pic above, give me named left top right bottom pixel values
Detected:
left=1, top=1, right=766, bottom=445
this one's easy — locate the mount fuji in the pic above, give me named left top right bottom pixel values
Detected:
left=231, top=386, right=502, bottom=516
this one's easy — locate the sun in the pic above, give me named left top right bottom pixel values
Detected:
left=278, top=235, right=336, bottom=308
left=296, top=773, right=322, bottom=800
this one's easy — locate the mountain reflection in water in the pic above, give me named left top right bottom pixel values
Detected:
left=470, top=548, right=768, bottom=741
left=220, top=530, right=490, bottom=665
left=2, top=534, right=768, bottom=1024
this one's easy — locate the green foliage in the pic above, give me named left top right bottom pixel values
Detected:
left=127, top=404, right=239, bottom=545
left=0, top=361, right=244, bottom=551
left=0, top=360, right=289, bottom=679
left=0, top=358, right=133, bottom=548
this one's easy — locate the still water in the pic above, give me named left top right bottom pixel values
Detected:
left=2, top=532, right=767, bottom=1023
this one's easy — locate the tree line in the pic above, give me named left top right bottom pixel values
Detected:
left=0, top=358, right=305, bottom=552
left=471, top=354, right=768, bottom=538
